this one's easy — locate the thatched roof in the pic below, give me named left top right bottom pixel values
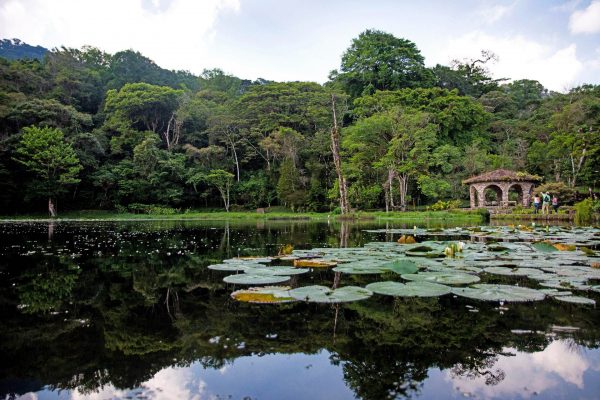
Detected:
left=462, top=169, right=542, bottom=184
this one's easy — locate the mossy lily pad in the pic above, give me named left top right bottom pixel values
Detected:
left=231, top=286, right=295, bottom=303
left=366, top=281, right=451, bottom=297
left=452, top=284, right=546, bottom=302
left=288, top=285, right=372, bottom=303
left=293, top=259, right=337, bottom=268
left=401, top=271, right=480, bottom=285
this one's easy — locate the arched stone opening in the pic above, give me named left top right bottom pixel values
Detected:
left=508, top=184, right=523, bottom=206
left=484, top=185, right=502, bottom=207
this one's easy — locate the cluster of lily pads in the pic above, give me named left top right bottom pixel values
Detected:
left=208, top=225, right=600, bottom=306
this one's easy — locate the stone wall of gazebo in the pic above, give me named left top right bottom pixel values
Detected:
left=468, top=181, right=535, bottom=208
left=463, top=169, right=541, bottom=209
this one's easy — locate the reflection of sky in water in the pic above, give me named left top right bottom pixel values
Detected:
left=423, top=340, right=600, bottom=399
left=13, top=341, right=600, bottom=400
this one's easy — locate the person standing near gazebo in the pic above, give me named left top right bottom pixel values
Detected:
left=541, top=192, right=551, bottom=215
left=533, top=194, right=541, bottom=214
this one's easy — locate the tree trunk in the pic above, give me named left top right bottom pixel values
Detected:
left=388, top=169, right=395, bottom=209
left=227, top=133, right=241, bottom=182
left=48, top=198, right=57, bottom=217
left=396, top=174, right=408, bottom=212
left=330, top=94, right=350, bottom=214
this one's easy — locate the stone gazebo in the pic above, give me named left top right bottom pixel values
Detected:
left=463, top=169, right=542, bottom=209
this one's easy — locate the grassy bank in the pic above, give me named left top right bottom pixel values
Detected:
left=0, top=208, right=486, bottom=222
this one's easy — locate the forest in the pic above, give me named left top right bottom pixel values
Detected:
left=0, top=30, right=598, bottom=215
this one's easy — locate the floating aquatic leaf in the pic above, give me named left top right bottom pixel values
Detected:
left=208, top=263, right=253, bottom=272
left=539, top=289, right=573, bottom=297
left=552, top=243, right=576, bottom=251
left=401, top=271, right=480, bottom=285
left=231, top=286, right=295, bottom=303
left=244, top=266, right=309, bottom=276
left=554, top=296, right=596, bottom=306
left=333, top=264, right=388, bottom=274
left=397, top=235, right=416, bottom=244
left=381, top=259, right=418, bottom=275
left=531, top=242, right=558, bottom=253
left=224, top=257, right=273, bottom=264
left=223, top=273, right=291, bottom=285
left=452, top=284, right=545, bottom=302
left=366, top=281, right=451, bottom=297
left=483, top=267, right=546, bottom=278
left=288, top=285, right=372, bottom=303
left=293, top=259, right=337, bottom=268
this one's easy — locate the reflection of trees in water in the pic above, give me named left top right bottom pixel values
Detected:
left=1, top=222, right=600, bottom=399
left=451, top=355, right=506, bottom=386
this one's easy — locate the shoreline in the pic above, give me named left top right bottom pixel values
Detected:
left=0, top=209, right=486, bottom=223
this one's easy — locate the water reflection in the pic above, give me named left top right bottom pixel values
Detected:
left=0, top=220, right=598, bottom=400
left=443, top=340, right=600, bottom=399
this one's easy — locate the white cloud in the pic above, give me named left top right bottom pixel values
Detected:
left=0, top=0, right=240, bottom=73
left=569, top=0, right=600, bottom=34
left=478, top=2, right=516, bottom=23
left=447, top=340, right=597, bottom=399
left=70, top=365, right=209, bottom=400
left=433, top=31, right=583, bottom=92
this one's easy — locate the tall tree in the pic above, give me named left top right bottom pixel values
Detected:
left=14, top=126, right=82, bottom=216
left=330, top=29, right=433, bottom=98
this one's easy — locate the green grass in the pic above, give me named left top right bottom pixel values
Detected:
left=0, top=208, right=486, bottom=222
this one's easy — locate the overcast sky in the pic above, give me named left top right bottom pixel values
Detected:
left=1, top=0, right=599, bottom=92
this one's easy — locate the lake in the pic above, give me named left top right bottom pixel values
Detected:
left=0, top=219, right=599, bottom=400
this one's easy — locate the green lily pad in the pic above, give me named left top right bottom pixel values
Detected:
left=333, top=263, right=388, bottom=274
left=288, top=285, right=373, bottom=303
left=381, top=259, right=418, bottom=275
left=401, top=271, right=480, bottom=285
left=223, top=273, right=291, bottom=285
left=452, top=284, right=546, bottom=302
left=245, top=266, right=309, bottom=276
left=366, top=281, right=451, bottom=297
left=554, top=295, right=596, bottom=306
left=208, top=263, right=254, bottom=272
left=539, top=289, right=573, bottom=297
left=531, top=242, right=558, bottom=253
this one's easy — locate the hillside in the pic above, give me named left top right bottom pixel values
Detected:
left=0, top=38, right=48, bottom=60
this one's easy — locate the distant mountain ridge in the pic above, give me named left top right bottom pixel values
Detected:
left=0, top=38, right=48, bottom=60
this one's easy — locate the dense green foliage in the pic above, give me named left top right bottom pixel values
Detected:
left=0, top=32, right=598, bottom=215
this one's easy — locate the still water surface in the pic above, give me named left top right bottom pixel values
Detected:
left=0, top=219, right=598, bottom=400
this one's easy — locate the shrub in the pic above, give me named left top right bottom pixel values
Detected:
left=430, top=200, right=462, bottom=211
left=534, top=182, right=578, bottom=205
left=127, top=203, right=178, bottom=215
left=574, top=198, right=593, bottom=225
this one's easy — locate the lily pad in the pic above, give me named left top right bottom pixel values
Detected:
left=554, top=295, right=596, bottom=306
left=381, top=259, right=419, bottom=275
left=231, top=286, right=295, bottom=303
left=208, top=263, right=253, bottom=272
left=223, top=273, right=291, bottom=285
left=245, top=266, right=309, bottom=276
left=452, top=284, right=546, bottom=302
left=531, top=242, right=558, bottom=253
left=293, top=259, right=337, bottom=268
left=288, top=285, right=373, bottom=303
left=366, top=281, right=451, bottom=297
left=333, top=264, right=388, bottom=274
left=401, top=271, right=480, bottom=285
